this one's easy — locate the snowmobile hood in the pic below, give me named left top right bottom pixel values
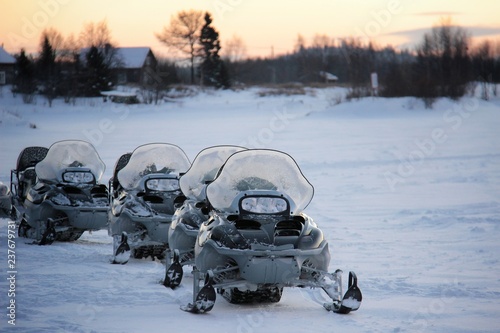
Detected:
left=118, top=143, right=190, bottom=190
left=180, top=145, right=247, bottom=201
left=35, top=140, right=105, bottom=183
left=206, top=149, right=314, bottom=213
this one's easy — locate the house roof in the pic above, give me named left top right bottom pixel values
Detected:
left=79, top=46, right=154, bottom=69
left=115, top=47, right=152, bottom=69
left=0, top=47, right=16, bottom=64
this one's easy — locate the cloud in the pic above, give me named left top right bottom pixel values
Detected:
left=386, top=25, right=500, bottom=47
left=468, top=26, right=500, bottom=37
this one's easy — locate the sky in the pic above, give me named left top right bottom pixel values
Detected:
left=1, top=0, right=500, bottom=59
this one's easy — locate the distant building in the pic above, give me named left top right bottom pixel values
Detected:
left=113, top=47, right=158, bottom=86
left=0, top=46, right=16, bottom=85
left=80, top=46, right=158, bottom=86
left=319, top=71, right=339, bottom=83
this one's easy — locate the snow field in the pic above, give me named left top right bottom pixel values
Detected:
left=1, top=86, right=499, bottom=332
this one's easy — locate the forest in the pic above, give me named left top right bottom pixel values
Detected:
left=9, top=11, right=500, bottom=107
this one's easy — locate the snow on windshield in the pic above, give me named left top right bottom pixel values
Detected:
left=117, top=143, right=190, bottom=190
left=180, top=145, right=246, bottom=201
left=35, top=140, right=105, bottom=182
left=206, top=150, right=313, bottom=212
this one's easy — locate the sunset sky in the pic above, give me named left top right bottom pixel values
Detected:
left=1, top=0, right=500, bottom=58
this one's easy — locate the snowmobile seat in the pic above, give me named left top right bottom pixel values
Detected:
left=11, top=146, right=48, bottom=202
left=16, top=146, right=49, bottom=173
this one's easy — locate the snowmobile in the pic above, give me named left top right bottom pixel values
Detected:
left=9, top=146, right=49, bottom=221
left=183, top=149, right=362, bottom=314
left=17, top=140, right=109, bottom=245
left=164, top=145, right=247, bottom=288
left=108, top=143, right=191, bottom=264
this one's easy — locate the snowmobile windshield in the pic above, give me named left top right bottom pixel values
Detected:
left=180, top=145, right=246, bottom=201
left=206, top=149, right=314, bottom=212
left=35, top=140, right=105, bottom=183
left=117, top=143, right=190, bottom=190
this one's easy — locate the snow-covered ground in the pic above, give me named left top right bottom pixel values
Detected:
left=1, top=86, right=499, bottom=332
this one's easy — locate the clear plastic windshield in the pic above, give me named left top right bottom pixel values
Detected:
left=35, top=140, right=105, bottom=183
left=180, top=146, right=246, bottom=201
left=117, top=143, right=190, bottom=190
left=206, top=150, right=314, bottom=212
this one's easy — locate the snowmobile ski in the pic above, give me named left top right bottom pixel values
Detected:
left=180, top=284, right=216, bottom=313
left=325, top=271, right=362, bottom=314
left=181, top=270, right=216, bottom=313
left=164, top=249, right=183, bottom=288
left=112, top=232, right=131, bottom=264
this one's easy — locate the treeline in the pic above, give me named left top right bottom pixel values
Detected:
left=12, top=21, right=122, bottom=105
left=10, top=16, right=500, bottom=107
left=12, top=12, right=230, bottom=105
left=224, top=21, right=499, bottom=105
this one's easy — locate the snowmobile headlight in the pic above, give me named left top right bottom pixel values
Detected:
left=241, top=197, right=288, bottom=214
left=146, top=178, right=179, bottom=192
left=63, top=171, right=95, bottom=184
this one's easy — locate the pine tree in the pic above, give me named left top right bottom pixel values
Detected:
left=37, top=36, right=58, bottom=106
left=199, top=13, right=230, bottom=88
left=13, top=49, right=37, bottom=103
left=84, top=46, right=112, bottom=96
left=38, top=36, right=55, bottom=78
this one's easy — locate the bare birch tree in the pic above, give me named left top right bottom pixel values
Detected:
left=156, top=10, right=204, bottom=84
left=79, top=19, right=114, bottom=49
